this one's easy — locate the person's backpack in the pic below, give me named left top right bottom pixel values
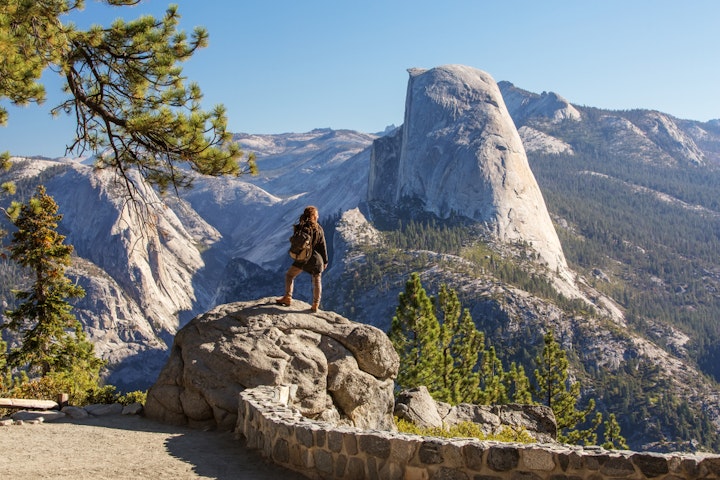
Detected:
left=288, top=222, right=313, bottom=262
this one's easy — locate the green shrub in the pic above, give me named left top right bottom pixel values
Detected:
left=2, top=370, right=112, bottom=407
left=395, top=417, right=535, bottom=443
left=83, top=385, right=119, bottom=405
left=0, top=367, right=147, bottom=409
left=117, top=390, right=147, bottom=406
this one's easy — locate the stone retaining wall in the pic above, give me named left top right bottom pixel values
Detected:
left=237, top=385, right=720, bottom=480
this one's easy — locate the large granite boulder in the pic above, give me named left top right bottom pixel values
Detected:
left=145, top=298, right=399, bottom=431
left=395, top=386, right=557, bottom=443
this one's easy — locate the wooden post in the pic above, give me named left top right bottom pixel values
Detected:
left=57, top=393, right=69, bottom=409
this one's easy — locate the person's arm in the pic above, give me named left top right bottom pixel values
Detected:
left=317, top=228, right=329, bottom=265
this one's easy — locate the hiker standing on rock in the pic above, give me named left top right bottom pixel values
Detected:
left=276, top=206, right=328, bottom=312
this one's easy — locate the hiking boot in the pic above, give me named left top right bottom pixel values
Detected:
left=276, top=295, right=292, bottom=307
left=310, top=302, right=319, bottom=313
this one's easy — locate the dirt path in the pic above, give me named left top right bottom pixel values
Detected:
left=0, top=414, right=308, bottom=479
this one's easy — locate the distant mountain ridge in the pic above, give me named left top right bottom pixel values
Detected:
left=2, top=64, right=720, bottom=451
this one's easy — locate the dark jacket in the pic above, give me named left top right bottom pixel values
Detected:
left=293, top=223, right=328, bottom=274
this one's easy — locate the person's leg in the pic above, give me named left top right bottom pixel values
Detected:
left=277, top=265, right=302, bottom=305
left=311, top=272, right=322, bottom=312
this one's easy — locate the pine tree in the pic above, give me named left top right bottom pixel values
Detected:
left=602, top=413, right=629, bottom=450
left=392, top=276, right=559, bottom=409
left=0, top=338, right=9, bottom=396
left=435, top=284, right=461, bottom=402
left=0, top=1, right=255, bottom=193
left=507, top=362, right=533, bottom=404
left=477, top=345, right=508, bottom=404
left=392, top=277, right=506, bottom=405
left=534, top=330, right=598, bottom=444
left=389, top=273, right=442, bottom=393
left=2, top=186, right=103, bottom=378
left=450, top=308, right=483, bottom=404
left=434, top=286, right=488, bottom=404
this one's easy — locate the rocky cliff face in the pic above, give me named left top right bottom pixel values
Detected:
left=1, top=160, right=220, bottom=388
left=368, top=65, right=570, bottom=279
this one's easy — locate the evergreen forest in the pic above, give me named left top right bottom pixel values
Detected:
left=528, top=110, right=720, bottom=385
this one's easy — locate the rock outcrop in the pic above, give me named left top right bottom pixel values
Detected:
left=368, top=65, right=571, bottom=279
left=498, top=81, right=581, bottom=126
left=394, top=386, right=557, bottom=443
left=1, top=160, right=222, bottom=390
left=144, top=298, right=399, bottom=431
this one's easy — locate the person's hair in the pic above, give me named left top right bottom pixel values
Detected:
left=299, top=206, right=319, bottom=226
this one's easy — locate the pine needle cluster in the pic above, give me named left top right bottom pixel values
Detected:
left=1, top=1, right=256, bottom=194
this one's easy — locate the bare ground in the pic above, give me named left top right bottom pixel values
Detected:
left=0, top=414, right=308, bottom=479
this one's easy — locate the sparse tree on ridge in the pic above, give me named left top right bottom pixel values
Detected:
left=1, top=185, right=103, bottom=380
left=0, top=0, right=256, bottom=194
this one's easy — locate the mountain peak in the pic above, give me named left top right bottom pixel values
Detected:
left=498, top=81, right=581, bottom=126
left=369, top=65, right=570, bottom=278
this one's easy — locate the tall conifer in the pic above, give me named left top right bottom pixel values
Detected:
left=478, top=346, right=507, bottom=404
left=451, top=308, right=483, bottom=404
left=534, top=330, right=598, bottom=444
left=2, top=186, right=102, bottom=378
left=0, top=338, right=6, bottom=373
left=389, top=273, right=442, bottom=392
left=436, top=284, right=461, bottom=402
left=602, top=413, right=629, bottom=450
left=507, top=362, right=533, bottom=404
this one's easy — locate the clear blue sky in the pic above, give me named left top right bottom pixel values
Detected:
left=2, top=0, right=719, bottom=158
